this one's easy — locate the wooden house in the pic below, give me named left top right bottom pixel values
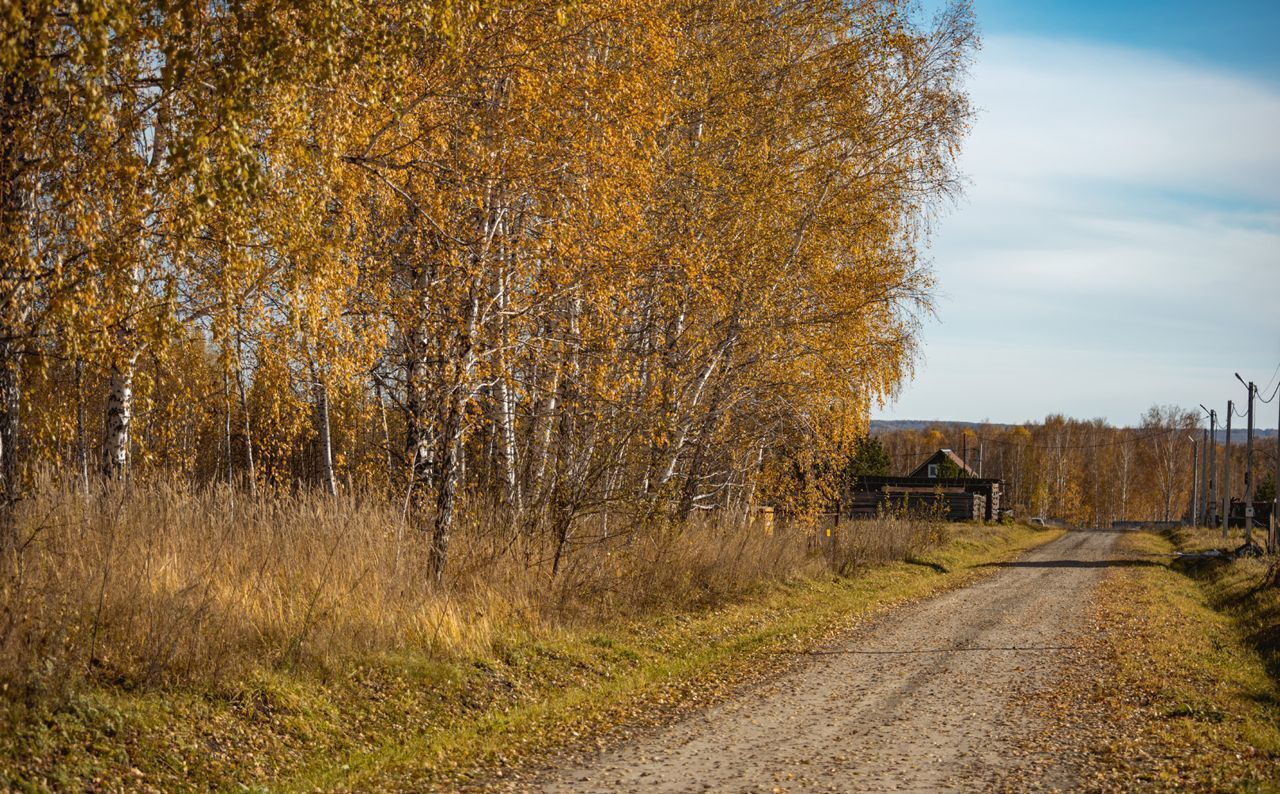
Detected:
left=842, top=448, right=1003, bottom=523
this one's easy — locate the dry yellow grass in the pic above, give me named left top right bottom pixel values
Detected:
left=0, top=482, right=1052, bottom=791
left=0, top=478, right=943, bottom=697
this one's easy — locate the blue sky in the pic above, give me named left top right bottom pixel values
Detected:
left=874, top=0, right=1280, bottom=428
left=973, top=0, right=1280, bottom=77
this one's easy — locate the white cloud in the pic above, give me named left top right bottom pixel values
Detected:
left=879, top=36, right=1280, bottom=427
left=964, top=37, right=1280, bottom=202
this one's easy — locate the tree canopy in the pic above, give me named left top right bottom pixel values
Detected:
left=1, top=0, right=977, bottom=576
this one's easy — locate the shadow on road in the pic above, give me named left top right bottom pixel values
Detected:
left=980, top=559, right=1167, bottom=569
left=800, top=645, right=1083, bottom=655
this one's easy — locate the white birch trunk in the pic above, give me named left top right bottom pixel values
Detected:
left=678, top=378, right=729, bottom=520
left=235, top=322, right=256, bottom=492
left=528, top=357, right=561, bottom=506
left=223, top=369, right=233, bottom=486
left=656, top=326, right=738, bottom=491
left=312, top=369, right=337, bottom=496
left=495, top=375, right=519, bottom=508
left=404, top=259, right=436, bottom=499
left=101, top=348, right=139, bottom=480
left=100, top=60, right=167, bottom=485
left=492, top=263, right=520, bottom=512
left=238, top=371, right=255, bottom=491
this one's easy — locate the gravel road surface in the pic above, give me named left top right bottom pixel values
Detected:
left=520, top=530, right=1121, bottom=793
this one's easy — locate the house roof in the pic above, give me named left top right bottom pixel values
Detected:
left=907, top=448, right=978, bottom=479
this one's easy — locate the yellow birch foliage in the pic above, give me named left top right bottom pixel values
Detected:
left=5, top=0, right=977, bottom=565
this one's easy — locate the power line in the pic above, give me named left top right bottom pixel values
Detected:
left=1260, top=361, right=1280, bottom=397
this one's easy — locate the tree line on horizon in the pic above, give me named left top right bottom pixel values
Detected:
left=0, top=0, right=976, bottom=578
left=873, top=406, right=1277, bottom=526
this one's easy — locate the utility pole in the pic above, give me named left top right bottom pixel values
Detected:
left=1199, top=406, right=1216, bottom=528
left=1222, top=400, right=1233, bottom=539
left=1192, top=430, right=1203, bottom=525
left=1273, top=393, right=1279, bottom=554
left=1236, top=374, right=1257, bottom=547
left=1187, top=435, right=1198, bottom=526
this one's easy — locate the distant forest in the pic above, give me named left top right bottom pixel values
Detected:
left=873, top=408, right=1278, bottom=525
left=872, top=420, right=1279, bottom=444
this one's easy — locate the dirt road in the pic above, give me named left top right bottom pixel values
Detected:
left=519, top=530, right=1122, bottom=793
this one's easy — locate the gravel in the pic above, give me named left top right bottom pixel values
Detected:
left=502, top=530, right=1121, bottom=793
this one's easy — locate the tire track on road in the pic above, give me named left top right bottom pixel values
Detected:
left=501, top=530, right=1125, bottom=793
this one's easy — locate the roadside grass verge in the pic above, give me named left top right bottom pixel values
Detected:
left=1166, top=527, right=1280, bottom=687
left=1051, top=529, right=1280, bottom=791
left=0, top=496, right=1059, bottom=792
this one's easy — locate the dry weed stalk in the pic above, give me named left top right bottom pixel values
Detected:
left=0, top=476, right=946, bottom=696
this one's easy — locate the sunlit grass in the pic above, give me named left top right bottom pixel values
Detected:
left=0, top=478, right=1057, bottom=790
left=1079, top=530, right=1280, bottom=790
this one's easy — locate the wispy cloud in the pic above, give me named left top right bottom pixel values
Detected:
left=966, top=38, right=1280, bottom=200
left=880, top=35, right=1280, bottom=426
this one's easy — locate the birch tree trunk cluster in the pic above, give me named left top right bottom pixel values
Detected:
left=1, top=0, right=975, bottom=577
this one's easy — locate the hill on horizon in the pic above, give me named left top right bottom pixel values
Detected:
left=870, top=419, right=1279, bottom=443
